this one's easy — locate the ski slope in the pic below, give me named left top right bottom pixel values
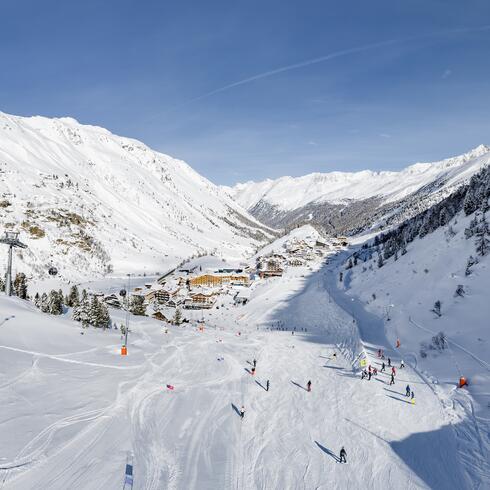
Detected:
left=0, top=253, right=484, bottom=489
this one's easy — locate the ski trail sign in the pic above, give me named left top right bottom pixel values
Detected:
left=123, top=452, right=134, bottom=489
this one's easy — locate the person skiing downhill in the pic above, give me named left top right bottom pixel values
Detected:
left=339, top=447, right=347, bottom=463
left=381, top=362, right=386, bottom=372
left=390, top=373, right=395, bottom=385
left=307, top=380, right=312, bottom=392
left=240, top=406, right=245, bottom=419
left=391, top=366, right=396, bottom=376
left=368, top=371, right=372, bottom=381
left=400, top=360, right=405, bottom=369
left=406, top=384, right=411, bottom=397
left=253, top=359, right=257, bottom=368
left=266, top=380, right=270, bottom=392
left=388, top=358, right=391, bottom=367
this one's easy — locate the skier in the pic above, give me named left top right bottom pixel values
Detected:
left=332, top=353, right=337, bottom=360
left=400, top=360, right=405, bottom=369
left=381, top=362, right=386, bottom=372
left=388, top=357, right=391, bottom=367
left=251, top=367, right=256, bottom=376
left=368, top=371, right=372, bottom=381
left=253, top=359, right=257, bottom=368
left=339, top=446, right=347, bottom=463
left=307, top=380, right=312, bottom=392
left=240, top=406, right=245, bottom=419
left=391, top=366, right=396, bottom=376
left=266, top=380, right=270, bottom=392
left=292, top=331, right=294, bottom=335
left=368, top=364, right=372, bottom=374
left=411, top=391, right=415, bottom=403
left=390, top=373, right=395, bottom=385
left=373, top=367, right=378, bottom=376
left=377, top=349, right=382, bottom=358
left=406, top=384, right=411, bottom=397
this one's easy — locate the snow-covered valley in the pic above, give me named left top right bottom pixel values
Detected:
left=1, top=243, right=485, bottom=489
left=0, top=112, right=488, bottom=489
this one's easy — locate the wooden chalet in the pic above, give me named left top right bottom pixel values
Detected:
left=152, top=311, right=169, bottom=322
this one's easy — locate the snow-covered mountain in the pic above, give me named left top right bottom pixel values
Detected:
left=226, top=146, right=490, bottom=235
left=0, top=112, right=274, bottom=280
left=340, top=163, right=490, bottom=425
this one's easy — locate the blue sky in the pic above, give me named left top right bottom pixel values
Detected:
left=1, top=1, right=489, bottom=184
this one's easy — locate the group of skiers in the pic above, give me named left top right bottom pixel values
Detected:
left=360, top=354, right=416, bottom=404
left=239, top=353, right=348, bottom=463
left=362, top=356, right=407, bottom=386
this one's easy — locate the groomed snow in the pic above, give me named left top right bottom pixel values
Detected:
left=0, top=234, right=485, bottom=488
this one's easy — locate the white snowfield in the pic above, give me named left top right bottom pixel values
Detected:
left=0, top=112, right=272, bottom=281
left=0, top=240, right=486, bottom=488
left=227, top=145, right=490, bottom=211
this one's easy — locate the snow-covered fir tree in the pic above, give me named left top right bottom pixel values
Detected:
left=130, top=295, right=146, bottom=316
left=73, top=289, right=90, bottom=327
left=48, top=290, right=63, bottom=315
left=432, top=300, right=442, bottom=317
left=13, top=273, right=28, bottom=299
left=66, top=285, right=80, bottom=307
left=40, top=292, right=49, bottom=313
left=173, top=307, right=182, bottom=325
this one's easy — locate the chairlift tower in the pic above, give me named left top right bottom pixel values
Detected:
left=0, top=231, right=28, bottom=296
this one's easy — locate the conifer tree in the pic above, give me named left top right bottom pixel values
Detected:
left=73, top=289, right=90, bottom=327
left=13, top=273, right=28, bottom=299
left=48, top=290, right=63, bottom=315
left=173, top=307, right=182, bottom=325
left=129, top=295, right=146, bottom=316
left=89, top=296, right=100, bottom=326
left=40, top=292, right=49, bottom=313
left=66, top=285, right=80, bottom=307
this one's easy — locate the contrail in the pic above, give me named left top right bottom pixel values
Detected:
left=185, top=39, right=399, bottom=104
left=149, top=24, right=490, bottom=118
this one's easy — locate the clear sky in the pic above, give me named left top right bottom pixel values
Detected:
left=1, top=1, right=490, bottom=185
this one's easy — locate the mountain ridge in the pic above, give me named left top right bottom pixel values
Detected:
left=0, top=111, right=275, bottom=281
left=225, top=145, right=490, bottom=234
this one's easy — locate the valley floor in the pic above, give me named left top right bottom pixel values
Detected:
left=0, top=257, right=487, bottom=489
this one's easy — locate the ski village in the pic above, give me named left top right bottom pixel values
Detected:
left=0, top=113, right=488, bottom=490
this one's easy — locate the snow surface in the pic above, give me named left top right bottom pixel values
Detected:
left=227, top=145, right=490, bottom=211
left=0, top=112, right=273, bottom=281
left=0, top=228, right=486, bottom=488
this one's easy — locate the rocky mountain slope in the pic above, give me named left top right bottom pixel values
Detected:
left=227, top=146, right=490, bottom=235
left=0, top=112, right=274, bottom=281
